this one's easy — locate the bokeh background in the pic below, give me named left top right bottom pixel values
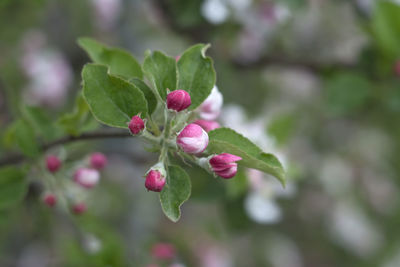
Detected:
left=1, top=0, right=400, bottom=266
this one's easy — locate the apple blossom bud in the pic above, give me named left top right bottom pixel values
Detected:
left=46, top=155, right=61, bottom=173
left=166, top=90, right=191, bottom=112
left=199, top=86, right=223, bottom=120
left=193, top=119, right=220, bottom=132
left=177, top=124, right=209, bottom=154
left=43, top=193, right=57, bottom=207
left=209, top=153, right=242, bottom=179
left=145, top=170, right=166, bottom=192
left=151, top=243, right=176, bottom=260
left=129, top=115, right=145, bottom=135
left=90, top=152, right=107, bottom=170
left=74, top=168, right=100, bottom=189
left=72, top=202, right=87, bottom=215
left=395, top=60, right=400, bottom=77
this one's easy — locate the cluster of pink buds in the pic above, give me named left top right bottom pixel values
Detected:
left=42, top=152, right=108, bottom=215
left=141, top=86, right=241, bottom=194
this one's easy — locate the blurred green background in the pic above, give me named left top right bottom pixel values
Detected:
left=1, top=0, right=400, bottom=266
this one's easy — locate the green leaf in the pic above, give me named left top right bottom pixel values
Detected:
left=82, top=64, right=148, bottom=128
left=0, top=167, right=27, bottom=210
left=142, top=50, right=177, bottom=100
left=14, top=119, right=39, bottom=158
left=160, top=165, right=191, bottom=222
left=21, top=106, right=60, bottom=141
left=267, top=113, right=297, bottom=146
left=225, top=167, right=248, bottom=199
left=58, top=93, right=98, bottom=136
left=130, top=78, right=158, bottom=115
left=207, top=128, right=285, bottom=186
left=370, top=1, right=400, bottom=58
left=78, top=37, right=143, bottom=79
left=324, top=73, right=372, bottom=116
left=177, top=44, right=216, bottom=109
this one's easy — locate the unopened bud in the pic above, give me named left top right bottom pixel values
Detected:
left=46, top=155, right=61, bottom=173
left=209, top=153, right=242, bottom=179
left=177, top=123, right=209, bottom=154
left=43, top=193, right=57, bottom=207
left=90, top=152, right=107, bottom=170
left=193, top=119, right=220, bottom=132
left=167, top=90, right=191, bottom=112
left=395, top=60, right=400, bottom=77
left=199, top=86, right=223, bottom=120
left=129, top=115, right=145, bottom=135
left=151, top=243, right=176, bottom=260
left=72, top=202, right=87, bottom=215
left=145, top=169, right=166, bottom=192
left=74, top=168, right=100, bottom=189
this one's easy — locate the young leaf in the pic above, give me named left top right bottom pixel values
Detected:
left=370, top=1, right=400, bottom=58
left=78, top=37, right=143, bottom=79
left=58, top=94, right=98, bottom=136
left=130, top=78, right=158, bottom=115
left=160, top=165, right=191, bottom=222
left=14, top=119, right=39, bottom=158
left=0, top=166, right=27, bottom=210
left=207, top=128, right=285, bottom=186
left=21, top=105, right=60, bottom=141
left=142, top=51, right=177, bottom=100
left=177, top=44, right=216, bottom=109
left=82, top=64, right=148, bottom=128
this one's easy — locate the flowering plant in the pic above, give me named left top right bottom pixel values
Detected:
left=0, top=38, right=285, bottom=222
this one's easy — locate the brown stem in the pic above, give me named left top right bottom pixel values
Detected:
left=0, top=130, right=132, bottom=167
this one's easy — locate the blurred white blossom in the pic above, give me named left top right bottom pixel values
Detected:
left=245, top=192, right=282, bottom=224
left=20, top=30, right=72, bottom=108
left=201, top=0, right=229, bottom=24
left=90, top=0, right=122, bottom=30
left=329, top=202, right=383, bottom=257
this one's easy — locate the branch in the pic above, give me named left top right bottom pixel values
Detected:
left=0, top=130, right=132, bottom=167
left=231, top=55, right=357, bottom=73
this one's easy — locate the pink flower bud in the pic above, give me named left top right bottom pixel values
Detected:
left=129, top=115, right=145, bottom=135
left=72, top=202, right=87, bottom=215
left=395, top=60, right=400, bottom=77
left=166, top=90, right=191, bottom=112
left=46, top=155, right=61, bottom=173
left=177, top=124, right=209, bottom=154
left=43, top=193, right=57, bottom=207
left=145, top=170, right=166, bottom=192
left=199, top=86, right=223, bottom=120
left=151, top=243, right=176, bottom=260
left=90, top=152, right=107, bottom=170
left=209, top=153, right=242, bottom=179
left=74, top=168, right=100, bottom=189
left=193, top=119, right=220, bottom=132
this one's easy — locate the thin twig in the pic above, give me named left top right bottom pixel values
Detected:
left=0, top=130, right=132, bottom=167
